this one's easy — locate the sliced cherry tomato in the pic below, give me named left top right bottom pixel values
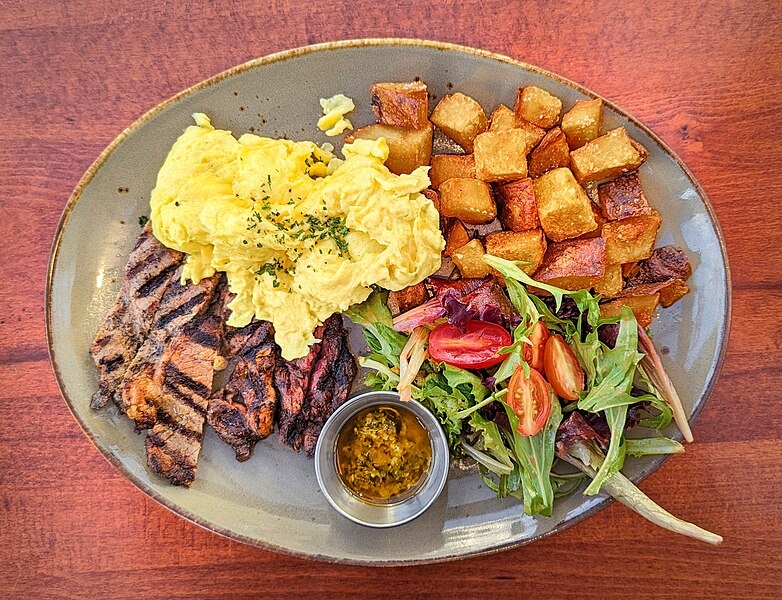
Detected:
left=507, top=366, right=551, bottom=436
left=522, top=321, right=550, bottom=372
left=428, top=320, right=512, bottom=369
left=543, top=334, right=585, bottom=401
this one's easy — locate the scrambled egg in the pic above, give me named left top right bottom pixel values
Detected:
left=150, top=114, right=443, bottom=359
left=317, top=94, right=354, bottom=136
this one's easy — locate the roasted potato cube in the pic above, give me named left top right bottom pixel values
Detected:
left=533, top=167, right=597, bottom=241
left=370, top=81, right=429, bottom=129
left=622, top=279, right=690, bottom=308
left=444, top=220, right=471, bottom=257
left=496, top=177, right=540, bottom=231
left=534, top=237, right=606, bottom=291
left=602, top=210, right=662, bottom=265
left=594, top=264, right=623, bottom=298
left=561, top=98, right=603, bottom=149
left=345, top=123, right=433, bottom=175
left=622, top=262, right=639, bottom=278
left=515, top=118, right=547, bottom=147
left=514, top=86, right=562, bottom=129
left=439, top=178, right=496, bottom=224
left=600, top=294, right=659, bottom=327
left=528, top=127, right=570, bottom=178
left=430, top=93, right=488, bottom=152
left=570, top=127, right=649, bottom=184
left=387, top=282, right=429, bottom=316
left=452, top=238, right=492, bottom=278
left=474, top=129, right=531, bottom=182
left=429, top=154, right=476, bottom=189
left=485, top=229, right=547, bottom=275
left=598, top=172, right=652, bottom=220
left=489, top=104, right=517, bottom=132
left=577, top=203, right=609, bottom=240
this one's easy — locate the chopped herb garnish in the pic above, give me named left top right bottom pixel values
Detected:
left=138, top=215, right=149, bottom=227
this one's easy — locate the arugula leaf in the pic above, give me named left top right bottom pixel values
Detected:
left=484, top=255, right=565, bottom=310
left=500, top=389, right=562, bottom=517
left=468, top=411, right=514, bottom=470
left=625, top=437, right=684, bottom=457
left=345, top=291, right=407, bottom=368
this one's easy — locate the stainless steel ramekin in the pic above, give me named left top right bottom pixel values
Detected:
left=314, top=391, right=449, bottom=528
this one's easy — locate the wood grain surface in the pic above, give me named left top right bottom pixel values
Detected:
left=2, top=1, right=782, bottom=598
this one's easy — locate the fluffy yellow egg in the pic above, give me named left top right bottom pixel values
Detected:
left=150, top=114, right=443, bottom=359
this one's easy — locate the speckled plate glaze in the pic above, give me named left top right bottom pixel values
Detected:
left=47, top=39, right=730, bottom=565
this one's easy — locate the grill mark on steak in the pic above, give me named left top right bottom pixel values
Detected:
left=89, top=225, right=183, bottom=409
left=145, top=283, right=226, bottom=486
left=154, top=291, right=209, bottom=329
left=207, top=319, right=279, bottom=462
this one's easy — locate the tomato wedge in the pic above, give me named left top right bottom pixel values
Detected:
left=522, top=320, right=550, bottom=372
left=507, top=366, right=551, bottom=436
left=428, top=320, right=512, bottom=369
left=543, top=334, right=585, bottom=401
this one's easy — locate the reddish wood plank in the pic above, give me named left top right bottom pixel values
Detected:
left=2, top=1, right=782, bottom=598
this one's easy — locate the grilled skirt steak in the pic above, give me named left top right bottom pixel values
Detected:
left=89, top=225, right=183, bottom=409
left=117, top=268, right=220, bottom=429
left=276, top=315, right=357, bottom=455
left=207, top=320, right=279, bottom=461
left=145, top=283, right=226, bottom=486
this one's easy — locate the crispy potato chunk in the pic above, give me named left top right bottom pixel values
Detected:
left=602, top=210, right=662, bottom=265
left=474, top=129, right=531, bottom=182
left=452, top=238, right=492, bottom=278
left=496, top=177, right=540, bottom=231
left=387, top=282, right=429, bottom=316
left=600, top=294, right=659, bottom=327
left=594, top=264, right=623, bottom=298
left=561, top=98, right=603, bottom=149
left=533, top=167, right=597, bottom=241
left=485, top=229, right=547, bottom=275
left=598, top=172, right=652, bottom=220
left=570, top=127, right=649, bottom=184
left=345, top=122, right=433, bottom=175
left=621, top=279, right=690, bottom=308
left=489, top=104, right=517, bottom=132
left=430, top=93, right=488, bottom=152
left=622, top=262, right=639, bottom=278
left=514, top=86, right=562, bottom=129
left=429, top=154, right=476, bottom=189
left=439, top=178, right=496, bottom=224
left=370, top=81, right=429, bottom=129
left=528, top=127, right=570, bottom=178
left=515, top=118, right=547, bottom=147
left=577, top=203, right=608, bottom=240
left=444, top=220, right=471, bottom=257
left=534, top=237, right=606, bottom=291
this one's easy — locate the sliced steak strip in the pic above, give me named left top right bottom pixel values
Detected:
left=89, top=225, right=182, bottom=409
left=276, top=315, right=357, bottom=455
left=145, top=283, right=226, bottom=487
left=117, top=268, right=220, bottom=429
left=207, top=320, right=279, bottom=462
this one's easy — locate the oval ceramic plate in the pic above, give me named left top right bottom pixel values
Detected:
left=47, top=39, right=730, bottom=564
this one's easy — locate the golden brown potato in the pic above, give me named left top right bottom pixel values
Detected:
left=533, top=167, right=598, bottom=241
left=346, top=122, right=433, bottom=175
left=485, top=229, right=547, bottom=275
left=602, top=210, right=662, bottom=265
left=474, top=129, right=531, bottom=182
left=489, top=104, right=517, bottom=132
left=515, top=118, right=547, bottom=147
left=452, top=238, right=492, bottom=278
left=570, top=127, right=649, bottom=184
left=387, top=282, right=429, bottom=316
left=534, top=237, right=606, bottom=291
left=429, top=154, right=476, bottom=189
left=514, top=86, right=562, bottom=129
left=600, top=294, right=659, bottom=327
left=576, top=203, right=609, bottom=240
left=429, top=93, right=488, bottom=152
left=439, top=178, right=496, bottom=224
left=444, top=220, right=471, bottom=257
left=370, top=81, right=429, bottom=129
left=598, top=172, right=652, bottom=220
left=622, top=279, right=690, bottom=308
left=528, top=127, right=570, bottom=178
left=593, top=264, right=623, bottom=298
left=496, top=177, right=540, bottom=231
left=561, top=98, right=603, bottom=150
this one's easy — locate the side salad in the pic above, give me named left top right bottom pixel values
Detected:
left=346, top=255, right=721, bottom=544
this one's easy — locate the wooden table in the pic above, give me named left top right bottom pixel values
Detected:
left=3, top=1, right=781, bottom=597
